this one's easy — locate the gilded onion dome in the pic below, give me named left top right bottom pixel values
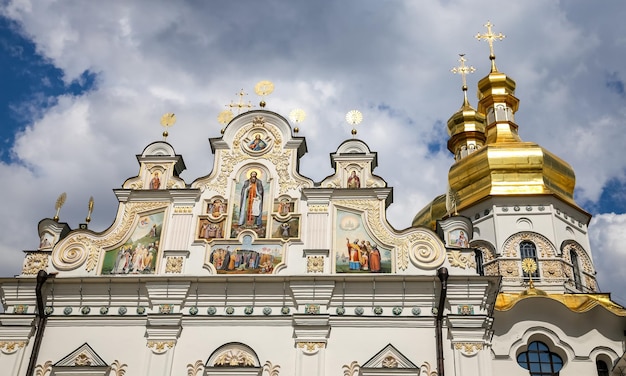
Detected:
left=414, top=37, right=581, bottom=228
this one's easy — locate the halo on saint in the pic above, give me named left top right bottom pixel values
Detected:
left=245, top=168, right=263, bottom=180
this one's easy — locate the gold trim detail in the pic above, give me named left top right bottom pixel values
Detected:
left=262, top=361, right=281, bottom=376
left=0, top=341, right=26, bottom=354
left=454, top=342, right=484, bottom=356
left=214, top=349, right=256, bottom=366
left=502, top=232, right=556, bottom=258
left=495, top=292, right=626, bottom=316
left=297, top=342, right=326, bottom=353
left=447, top=251, right=476, bottom=269
left=342, top=361, right=360, bottom=376
left=174, top=206, right=193, bottom=214
left=308, top=205, right=328, bottom=213
left=111, top=360, right=128, bottom=376
left=187, top=360, right=204, bottom=376
left=52, top=202, right=168, bottom=271
left=307, top=256, right=324, bottom=273
left=147, top=340, right=175, bottom=354
left=165, top=257, right=184, bottom=273
left=541, top=261, right=564, bottom=279
left=34, top=361, right=53, bottom=376
left=22, top=253, right=49, bottom=275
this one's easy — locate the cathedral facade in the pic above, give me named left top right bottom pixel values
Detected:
left=0, top=41, right=624, bottom=376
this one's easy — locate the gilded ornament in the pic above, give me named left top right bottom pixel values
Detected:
left=159, top=304, right=173, bottom=314
left=342, top=361, right=360, bottom=376
left=73, top=352, right=92, bottom=366
left=34, top=361, right=53, bottom=376
left=419, top=361, right=437, bottom=376
left=382, top=356, right=398, bottom=368
left=297, top=342, right=325, bottom=352
left=541, top=261, right=564, bottom=278
left=187, top=360, right=204, bottom=376
left=111, top=360, right=128, bottom=376
left=454, top=342, right=484, bottom=356
left=308, top=205, right=328, bottom=213
left=262, top=361, right=281, bottom=376
left=173, top=206, right=193, bottom=214
left=165, top=256, right=184, bottom=273
left=0, top=341, right=26, bottom=354
left=147, top=341, right=175, bottom=354
left=23, top=252, right=49, bottom=275
left=307, top=256, right=324, bottom=273
left=501, top=261, right=520, bottom=277
left=214, top=349, right=256, bottom=366
left=281, top=306, right=290, bottom=315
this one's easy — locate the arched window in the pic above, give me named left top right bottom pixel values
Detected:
left=517, top=341, right=563, bottom=375
left=520, top=241, right=540, bottom=279
left=596, top=359, right=609, bottom=376
left=570, top=250, right=582, bottom=290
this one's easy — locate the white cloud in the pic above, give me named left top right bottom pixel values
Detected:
left=0, top=1, right=624, bottom=303
left=589, top=213, right=626, bottom=306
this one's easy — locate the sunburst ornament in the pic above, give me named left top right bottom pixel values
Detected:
left=289, top=109, right=306, bottom=134
left=160, top=113, right=176, bottom=141
left=53, top=192, right=67, bottom=222
left=217, top=110, right=234, bottom=134
left=345, top=110, right=363, bottom=136
left=254, top=80, right=274, bottom=108
left=521, top=257, right=538, bottom=288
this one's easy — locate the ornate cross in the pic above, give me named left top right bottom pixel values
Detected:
left=475, top=21, right=505, bottom=59
left=451, top=54, right=475, bottom=91
left=227, top=89, right=254, bottom=114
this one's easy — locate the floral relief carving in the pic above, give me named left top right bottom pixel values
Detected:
left=187, top=360, right=204, bottom=376
left=262, top=361, right=280, bottom=376
left=454, top=342, right=484, bottom=356
left=0, top=341, right=26, bottom=354
left=541, top=261, right=564, bottom=278
left=484, top=262, right=499, bottom=276
left=307, top=256, right=324, bottom=273
left=500, top=261, right=520, bottom=277
left=146, top=341, right=175, bottom=354
left=502, top=232, right=556, bottom=258
left=34, top=361, right=53, bottom=376
left=382, top=356, right=398, bottom=368
left=448, top=250, right=476, bottom=269
left=22, top=253, right=49, bottom=275
left=111, top=360, right=127, bottom=376
left=342, top=361, right=360, bottom=376
left=308, top=205, right=328, bottom=213
left=214, top=349, right=256, bottom=366
left=297, top=342, right=325, bottom=353
left=165, top=257, right=184, bottom=273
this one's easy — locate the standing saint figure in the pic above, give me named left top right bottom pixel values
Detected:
left=239, top=171, right=264, bottom=226
left=150, top=172, right=161, bottom=189
left=347, top=170, right=360, bottom=188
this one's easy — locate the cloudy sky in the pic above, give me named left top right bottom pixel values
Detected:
left=0, top=1, right=624, bottom=304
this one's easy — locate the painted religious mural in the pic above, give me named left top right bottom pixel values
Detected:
left=101, top=211, right=164, bottom=275
left=209, top=237, right=282, bottom=274
left=335, top=209, right=392, bottom=273
left=449, top=229, right=469, bottom=248
left=231, top=168, right=270, bottom=238
left=271, top=217, right=300, bottom=239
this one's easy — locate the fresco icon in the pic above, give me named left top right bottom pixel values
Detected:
left=335, top=210, right=391, bottom=273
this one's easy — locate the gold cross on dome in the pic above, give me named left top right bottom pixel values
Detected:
left=451, top=54, right=475, bottom=90
left=227, top=89, right=254, bottom=114
left=475, top=21, right=505, bottom=58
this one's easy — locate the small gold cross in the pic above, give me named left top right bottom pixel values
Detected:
left=451, top=54, right=475, bottom=91
left=227, top=89, right=254, bottom=114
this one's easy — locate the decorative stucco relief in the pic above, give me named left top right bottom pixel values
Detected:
left=52, top=202, right=168, bottom=272
left=333, top=200, right=445, bottom=270
left=502, top=232, right=557, bottom=258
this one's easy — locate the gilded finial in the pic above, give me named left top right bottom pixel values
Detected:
left=475, top=21, right=505, bottom=72
left=345, top=110, right=363, bottom=137
left=217, top=110, right=234, bottom=134
left=160, top=113, right=176, bottom=141
left=86, top=196, right=94, bottom=223
left=289, top=109, right=306, bottom=134
left=227, top=89, right=254, bottom=114
left=254, top=80, right=274, bottom=108
left=53, top=192, right=67, bottom=222
left=451, top=54, right=476, bottom=107
left=521, top=258, right=538, bottom=288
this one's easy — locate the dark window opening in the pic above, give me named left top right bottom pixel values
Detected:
left=517, top=341, right=563, bottom=376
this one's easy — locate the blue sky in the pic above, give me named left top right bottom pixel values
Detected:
left=0, top=1, right=625, bottom=304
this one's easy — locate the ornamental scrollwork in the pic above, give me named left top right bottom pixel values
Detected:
left=500, top=261, right=520, bottom=277
left=502, top=232, right=556, bottom=258
left=52, top=202, right=168, bottom=272
left=22, top=253, right=49, bottom=275
left=447, top=250, right=476, bottom=269
left=541, top=261, right=564, bottom=278
left=419, top=361, right=437, bottom=376
left=165, top=257, right=184, bottom=273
